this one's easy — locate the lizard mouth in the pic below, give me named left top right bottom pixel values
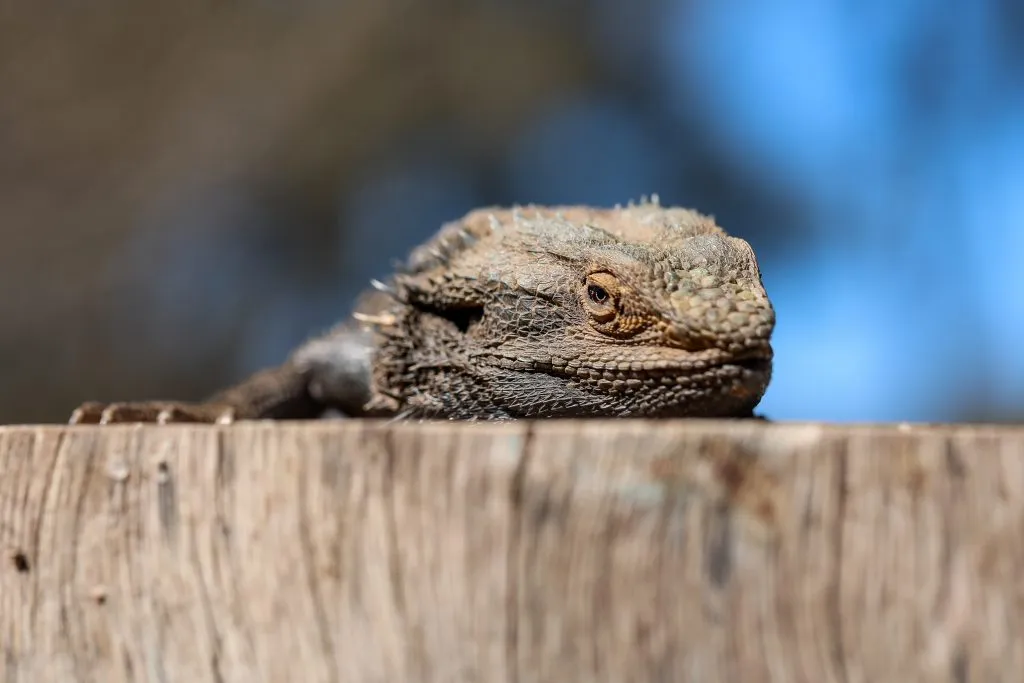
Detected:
left=731, top=357, right=771, bottom=373
left=728, top=352, right=772, bottom=372
left=708, top=346, right=773, bottom=374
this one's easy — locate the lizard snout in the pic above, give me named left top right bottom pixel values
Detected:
left=668, top=285, right=775, bottom=353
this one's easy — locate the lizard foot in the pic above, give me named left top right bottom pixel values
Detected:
left=69, top=401, right=236, bottom=425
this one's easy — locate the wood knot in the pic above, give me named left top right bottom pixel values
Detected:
left=11, top=551, right=30, bottom=573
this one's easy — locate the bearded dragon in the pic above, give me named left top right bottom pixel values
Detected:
left=70, top=199, right=775, bottom=424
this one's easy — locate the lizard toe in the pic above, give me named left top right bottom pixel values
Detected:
left=99, top=403, right=163, bottom=424
left=69, top=402, right=105, bottom=424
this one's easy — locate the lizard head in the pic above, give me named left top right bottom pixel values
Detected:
left=383, top=200, right=775, bottom=419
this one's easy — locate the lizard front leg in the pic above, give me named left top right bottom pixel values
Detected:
left=68, top=363, right=322, bottom=425
left=67, top=322, right=381, bottom=424
left=70, top=400, right=240, bottom=425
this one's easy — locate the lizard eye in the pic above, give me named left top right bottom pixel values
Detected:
left=587, top=284, right=609, bottom=304
left=582, top=272, right=618, bottom=323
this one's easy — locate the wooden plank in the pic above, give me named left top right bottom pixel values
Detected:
left=0, top=421, right=1022, bottom=682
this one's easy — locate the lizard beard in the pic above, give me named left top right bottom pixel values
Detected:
left=376, top=334, right=772, bottom=420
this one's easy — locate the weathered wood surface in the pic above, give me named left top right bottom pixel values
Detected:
left=1, top=420, right=1022, bottom=682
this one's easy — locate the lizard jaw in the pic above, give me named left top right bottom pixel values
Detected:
left=715, top=346, right=773, bottom=372
left=518, top=349, right=773, bottom=418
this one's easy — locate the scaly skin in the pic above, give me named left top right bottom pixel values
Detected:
left=70, top=199, right=775, bottom=424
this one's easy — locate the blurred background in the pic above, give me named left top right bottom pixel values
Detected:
left=1, top=0, right=1021, bottom=424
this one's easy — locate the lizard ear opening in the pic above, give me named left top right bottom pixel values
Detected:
left=582, top=272, right=619, bottom=323
left=413, top=300, right=484, bottom=335
left=436, top=304, right=484, bottom=334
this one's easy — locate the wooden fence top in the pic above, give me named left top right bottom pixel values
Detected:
left=2, top=420, right=1022, bottom=682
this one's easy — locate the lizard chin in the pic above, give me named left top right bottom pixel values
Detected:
left=687, top=363, right=772, bottom=417
left=652, top=348, right=774, bottom=417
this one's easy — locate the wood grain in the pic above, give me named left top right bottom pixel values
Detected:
left=1, top=420, right=1022, bottom=682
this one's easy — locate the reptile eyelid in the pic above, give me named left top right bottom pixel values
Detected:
left=583, top=272, right=619, bottom=323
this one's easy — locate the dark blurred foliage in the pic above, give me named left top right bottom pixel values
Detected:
left=1, top=0, right=1022, bottom=423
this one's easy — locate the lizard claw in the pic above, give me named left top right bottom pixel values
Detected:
left=69, top=401, right=106, bottom=424
left=155, top=405, right=236, bottom=424
left=68, top=401, right=236, bottom=425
